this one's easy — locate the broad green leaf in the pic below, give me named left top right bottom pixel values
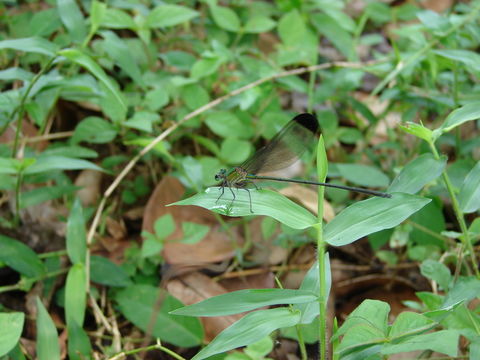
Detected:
left=311, top=13, right=356, bottom=61
left=181, top=222, right=210, bottom=244
left=438, top=102, right=480, bottom=133
left=205, top=111, right=253, bottom=139
left=335, top=300, right=389, bottom=339
left=388, top=154, right=446, bottom=194
left=59, top=48, right=127, bottom=113
left=115, top=284, right=203, bottom=347
left=0, top=158, right=24, bottom=175
left=66, top=199, right=86, bottom=265
left=0, top=235, right=45, bottom=277
left=72, top=116, right=117, bottom=144
left=0, top=67, right=34, bottom=82
left=435, top=49, right=480, bottom=73
left=153, top=214, right=176, bottom=238
left=101, top=8, right=136, bottom=29
left=325, top=193, right=431, bottom=246
left=36, top=298, right=60, bottom=360
left=0, top=312, right=24, bottom=357
left=0, top=37, right=58, bottom=57
left=171, top=289, right=316, bottom=317
left=410, top=201, right=446, bottom=249
left=124, top=111, right=159, bottom=132
left=278, top=10, right=306, bottom=46
left=400, top=122, right=433, bottom=142
left=191, top=57, right=224, bottom=79
left=90, top=255, right=132, bottom=287
left=24, top=155, right=103, bottom=174
left=244, top=16, right=276, bottom=33
left=458, top=161, right=480, bottom=213
left=100, top=31, right=145, bottom=87
left=146, top=4, right=198, bottom=28
left=335, top=163, right=390, bottom=187
left=382, top=330, right=459, bottom=357
left=443, top=276, right=480, bottom=308
left=192, top=308, right=301, bottom=360
left=57, top=0, right=87, bottom=42
left=170, top=188, right=317, bottom=230
left=89, top=1, right=106, bottom=34
left=65, top=263, right=87, bottom=327
left=209, top=4, right=241, bottom=32
left=67, top=319, right=91, bottom=360
left=220, top=137, right=251, bottom=165
left=180, top=83, right=210, bottom=110
left=20, top=185, right=79, bottom=209
left=421, top=260, right=451, bottom=291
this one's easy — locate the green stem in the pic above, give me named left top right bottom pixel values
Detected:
left=10, top=57, right=56, bottom=157
left=316, top=136, right=327, bottom=360
left=428, top=142, right=479, bottom=278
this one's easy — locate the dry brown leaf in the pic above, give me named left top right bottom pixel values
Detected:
left=143, top=176, right=239, bottom=265
left=421, top=0, right=453, bottom=12
left=74, top=169, right=102, bottom=206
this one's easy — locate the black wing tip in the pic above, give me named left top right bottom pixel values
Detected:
left=293, top=113, right=319, bottom=134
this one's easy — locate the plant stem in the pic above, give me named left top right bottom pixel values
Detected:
left=10, top=57, right=56, bottom=157
left=428, top=142, right=479, bottom=278
left=317, top=136, right=328, bottom=360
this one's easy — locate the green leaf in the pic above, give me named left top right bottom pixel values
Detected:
left=205, top=111, right=252, bottom=139
left=400, top=122, right=433, bottom=142
left=89, top=1, right=106, bottom=34
left=192, top=308, right=301, bottom=360
left=153, top=214, right=175, bottom=238
left=24, top=155, right=103, bottom=174
left=335, top=163, right=390, bottom=187
left=311, top=13, right=356, bottom=61
left=171, top=289, right=316, bottom=317
left=388, top=311, right=436, bottom=338
left=65, top=263, right=87, bottom=328
left=180, top=83, right=210, bottom=111
left=57, top=0, right=87, bottom=42
left=146, top=4, right=199, bottom=28
left=66, top=198, right=86, bottom=265
left=382, top=330, right=459, bottom=357
left=36, top=298, right=60, bottom=360
left=0, top=312, right=24, bottom=357
left=435, top=49, right=480, bottom=74
left=181, top=222, right=209, bottom=244
left=171, top=188, right=317, bottom=230
left=325, top=193, right=431, bottom=246
left=458, top=161, right=480, bottom=213
left=72, top=116, right=117, bottom=144
left=209, top=4, right=241, bottom=32
left=278, top=10, right=306, bottom=46
left=59, top=48, right=127, bottom=114
left=0, top=37, right=58, bottom=57
left=244, top=16, right=276, bottom=33
left=0, top=67, right=34, bottom=82
left=20, top=185, right=79, bottom=209
left=388, top=154, right=446, bottom=194
left=420, top=259, right=451, bottom=290
left=90, top=255, right=132, bottom=287
left=0, top=235, right=45, bottom=277
left=67, top=319, right=91, bottom=360
left=438, top=102, right=480, bottom=133
left=191, top=57, right=224, bottom=79
left=115, top=284, right=203, bottom=347
left=100, top=31, right=145, bottom=87
left=443, top=276, right=480, bottom=308
left=220, top=137, right=251, bottom=165
left=101, top=8, right=136, bottom=29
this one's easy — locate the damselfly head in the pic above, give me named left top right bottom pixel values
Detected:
left=215, top=168, right=227, bottom=181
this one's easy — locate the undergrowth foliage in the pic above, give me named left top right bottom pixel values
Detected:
left=0, top=1, right=479, bottom=359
